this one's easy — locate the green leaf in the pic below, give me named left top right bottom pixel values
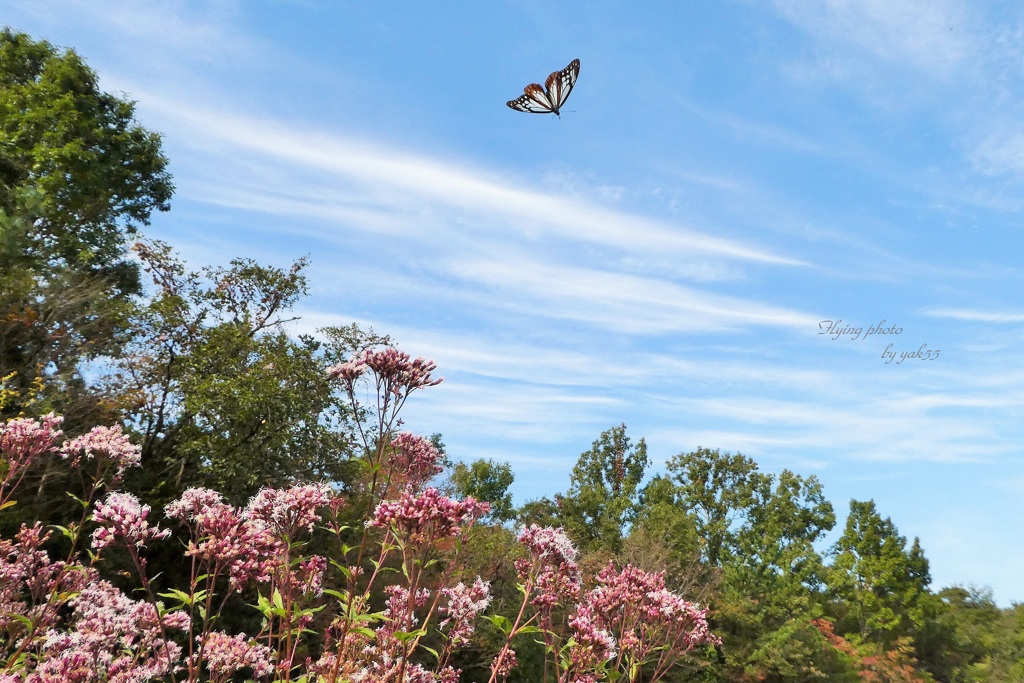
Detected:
left=393, top=628, right=427, bottom=643
left=484, top=614, right=512, bottom=636
left=157, top=588, right=194, bottom=607
left=65, top=490, right=88, bottom=508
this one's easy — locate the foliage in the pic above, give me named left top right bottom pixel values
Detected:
left=828, top=500, right=932, bottom=649
left=556, top=424, right=648, bottom=554
left=0, top=347, right=718, bottom=683
left=651, top=448, right=843, bottom=681
left=815, top=619, right=933, bottom=682
left=452, top=458, right=516, bottom=524
left=0, top=28, right=172, bottom=274
left=0, top=185, right=135, bottom=429
left=716, top=471, right=837, bottom=681
left=517, top=496, right=562, bottom=528
left=662, top=447, right=766, bottom=568
left=111, top=241, right=359, bottom=507
left=0, top=28, right=172, bottom=424
left=920, top=587, right=1024, bottom=683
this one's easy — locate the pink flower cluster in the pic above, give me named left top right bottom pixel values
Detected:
left=324, top=355, right=364, bottom=384
left=0, top=524, right=88, bottom=634
left=577, top=562, right=719, bottom=671
left=491, top=646, right=518, bottom=680
left=60, top=424, right=141, bottom=476
left=37, top=579, right=190, bottom=682
left=342, top=585, right=436, bottom=683
left=198, top=631, right=275, bottom=681
left=245, top=482, right=332, bottom=538
left=383, top=584, right=431, bottom=628
left=388, top=432, right=444, bottom=488
left=90, top=491, right=170, bottom=552
left=0, top=414, right=63, bottom=494
left=348, top=653, right=436, bottom=683
left=515, top=525, right=582, bottom=607
left=439, top=577, right=491, bottom=646
left=0, top=415, right=146, bottom=509
left=370, top=487, right=489, bottom=543
left=299, top=554, right=328, bottom=597
left=437, top=665, right=461, bottom=683
left=165, top=487, right=283, bottom=590
left=327, top=347, right=442, bottom=397
left=163, top=486, right=226, bottom=522
left=566, top=608, right=617, bottom=672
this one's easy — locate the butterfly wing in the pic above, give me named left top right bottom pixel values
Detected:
left=544, top=58, right=580, bottom=113
left=507, top=83, right=556, bottom=114
left=507, top=59, right=580, bottom=115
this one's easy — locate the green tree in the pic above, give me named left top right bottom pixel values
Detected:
left=517, top=496, right=561, bottom=528
left=113, top=241, right=357, bottom=506
left=556, top=424, right=648, bottom=554
left=451, top=458, right=515, bottom=523
left=663, top=447, right=767, bottom=567
left=655, top=449, right=847, bottom=682
left=0, top=203, right=131, bottom=422
left=734, top=469, right=835, bottom=588
left=717, top=470, right=838, bottom=682
left=0, top=28, right=172, bottom=420
left=914, top=586, right=999, bottom=682
left=828, top=499, right=932, bottom=650
left=911, top=586, right=1024, bottom=683
left=988, top=602, right=1024, bottom=682
left=0, top=28, right=171, bottom=274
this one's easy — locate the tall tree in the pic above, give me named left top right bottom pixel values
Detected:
left=656, top=449, right=848, bottom=681
left=718, top=470, right=838, bottom=681
left=112, top=241, right=358, bottom=506
left=828, top=499, right=932, bottom=649
left=556, top=424, right=648, bottom=554
left=451, top=458, right=515, bottom=523
left=913, top=586, right=1002, bottom=682
left=0, top=28, right=171, bottom=274
left=0, top=28, right=172, bottom=420
left=663, top=447, right=767, bottom=567
left=988, top=602, right=1024, bottom=682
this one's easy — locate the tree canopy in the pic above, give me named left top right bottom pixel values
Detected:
left=0, top=28, right=172, bottom=423
left=556, top=423, right=648, bottom=554
left=0, top=28, right=172, bottom=275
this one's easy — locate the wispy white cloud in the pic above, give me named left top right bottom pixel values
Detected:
left=135, top=93, right=806, bottom=269
left=924, top=307, right=1024, bottom=323
left=969, top=128, right=1024, bottom=178
left=446, top=257, right=815, bottom=333
left=8, top=0, right=256, bottom=67
left=679, top=101, right=835, bottom=156
left=772, top=0, right=972, bottom=77
left=651, top=394, right=1008, bottom=464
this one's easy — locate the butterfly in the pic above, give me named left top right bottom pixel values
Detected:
left=506, top=59, right=580, bottom=117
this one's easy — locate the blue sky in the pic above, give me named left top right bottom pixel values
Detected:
left=7, top=1, right=1024, bottom=604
